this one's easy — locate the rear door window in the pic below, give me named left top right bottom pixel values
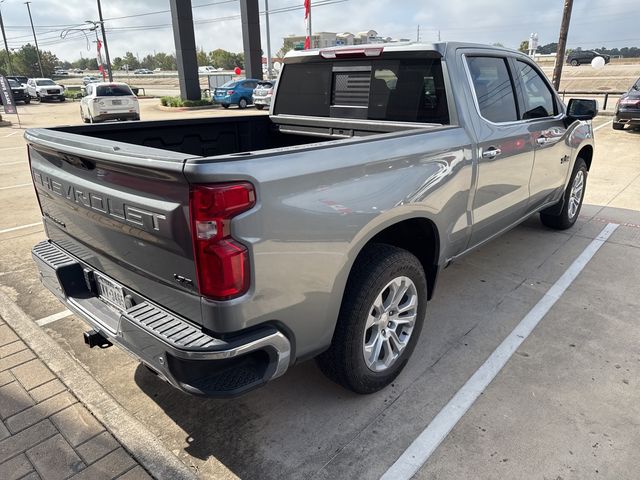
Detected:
left=96, top=85, right=133, bottom=96
left=274, top=56, right=449, bottom=124
left=466, top=56, right=519, bottom=123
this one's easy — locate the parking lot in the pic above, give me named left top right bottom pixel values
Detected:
left=1, top=101, right=639, bottom=479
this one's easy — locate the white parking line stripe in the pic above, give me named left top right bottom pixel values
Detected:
left=0, top=161, right=25, bottom=166
left=0, top=223, right=42, bottom=234
left=381, top=222, right=619, bottom=480
left=0, top=183, right=31, bottom=190
left=0, top=146, right=24, bottom=151
left=2, top=131, right=20, bottom=138
left=36, top=309, right=73, bottom=326
left=594, top=120, right=613, bottom=131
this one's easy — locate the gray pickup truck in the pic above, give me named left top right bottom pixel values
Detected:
left=27, top=42, right=597, bottom=397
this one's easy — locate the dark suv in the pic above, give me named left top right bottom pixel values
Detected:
left=613, top=77, right=640, bottom=130
left=566, top=50, right=611, bottom=66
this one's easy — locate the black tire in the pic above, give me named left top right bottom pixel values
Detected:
left=222, top=103, right=229, bottom=109
left=316, top=244, right=428, bottom=394
left=540, top=158, right=588, bottom=230
left=238, top=98, right=248, bottom=109
left=60, top=97, right=65, bottom=102
left=24, top=98, right=30, bottom=105
left=612, top=122, right=624, bottom=130
left=255, top=104, right=264, bottom=110
left=570, top=59, right=579, bottom=66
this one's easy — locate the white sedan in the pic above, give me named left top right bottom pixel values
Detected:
left=80, top=82, right=140, bottom=123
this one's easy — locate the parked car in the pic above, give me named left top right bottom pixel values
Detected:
left=26, top=78, right=65, bottom=102
left=6, top=75, right=28, bottom=87
left=566, top=50, right=610, bottom=66
left=252, top=80, right=276, bottom=110
left=2, top=78, right=31, bottom=104
left=54, top=69, right=69, bottom=76
left=82, top=76, right=101, bottom=86
left=213, top=78, right=260, bottom=108
left=133, top=68, right=153, bottom=75
left=79, top=82, right=140, bottom=123
left=28, top=42, right=597, bottom=398
left=613, top=77, right=640, bottom=130
left=198, top=66, right=216, bottom=73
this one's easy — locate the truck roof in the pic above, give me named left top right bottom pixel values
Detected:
left=284, top=41, right=520, bottom=60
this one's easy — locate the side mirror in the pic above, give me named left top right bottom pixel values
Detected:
left=566, top=98, right=598, bottom=121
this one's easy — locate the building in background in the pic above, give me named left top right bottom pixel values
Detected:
left=284, top=30, right=410, bottom=50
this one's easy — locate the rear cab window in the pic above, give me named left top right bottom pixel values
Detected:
left=274, top=53, right=450, bottom=124
left=96, top=85, right=134, bottom=96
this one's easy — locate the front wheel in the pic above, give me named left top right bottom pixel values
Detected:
left=540, top=158, right=587, bottom=230
left=612, top=122, right=624, bottom=130
left=570, top=59, right=579, bottom=66
left=238, top=98, right=248, bottom=109
left=255, top=104, right=264, bottom=110
left=24, top=98, right=31, bottom=105
left=316, top=244, right=427, bottom=394
left=221, top=103, right=229, bottom=109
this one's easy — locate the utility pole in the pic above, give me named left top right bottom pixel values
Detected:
left=416, top=25, right=420, bottom=42
left=96, top=0, right=112, bottom=81
left=438, top=29, right=441, bottom=42
left=552, top=0, right=573, bottom=91
left=264, top=0, right=272, bottom=78
left=0, top=0, right=13, bottom=75
left=24, top=2, right=44, bottom=77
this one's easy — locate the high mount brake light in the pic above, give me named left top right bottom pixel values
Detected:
left=320, top=47, right=384, bottom=59
left=189, top=183, right=256, bottom=300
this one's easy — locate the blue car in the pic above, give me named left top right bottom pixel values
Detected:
left=213, top=78, right=260, bottom=109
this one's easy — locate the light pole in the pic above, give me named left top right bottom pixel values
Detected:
left=264, top=0, right=272, bottom=78
left=24, top=1, right=44, bottom=77
left=96, top=0, right=112, bottom=81
left=0, top=0, right=14, bottom=75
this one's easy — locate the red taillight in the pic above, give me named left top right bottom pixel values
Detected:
left=189, top=183, right=256, bottom=300
left=227, top=90, right=235, bottom=95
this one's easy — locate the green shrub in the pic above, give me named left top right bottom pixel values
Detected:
left=161, top=96, right=212, bottom=108
left=63, top=90, right=84, bottom=100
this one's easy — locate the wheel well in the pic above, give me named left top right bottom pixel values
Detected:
left=366, top=218, right=440, bottom=300
left=578, top=145, right=593, bottom=170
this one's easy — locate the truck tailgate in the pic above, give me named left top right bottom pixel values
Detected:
left=26, top=128, right=202, bottom=324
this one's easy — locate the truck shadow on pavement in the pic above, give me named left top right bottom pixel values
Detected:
left=130, top=206, right=640, bottom=480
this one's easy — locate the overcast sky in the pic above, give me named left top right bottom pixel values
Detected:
left=0, top=0, right=637, bottom=62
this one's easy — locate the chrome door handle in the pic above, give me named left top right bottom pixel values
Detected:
left=536, top=137, right=549, bottom=145
left=482, top=148, right=502, bottom=159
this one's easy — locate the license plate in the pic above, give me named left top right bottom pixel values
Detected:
left=112, top=100, right=122, bottom=105
left=95, top=273, right=126, bottom=311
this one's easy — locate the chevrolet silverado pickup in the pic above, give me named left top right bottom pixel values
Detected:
left=27, top=42, right=597, bottom=397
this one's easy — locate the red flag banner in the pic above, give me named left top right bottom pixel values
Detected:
left=96, top=39, right=106, bottom=80
left=304, top=0, right=311, bottom=49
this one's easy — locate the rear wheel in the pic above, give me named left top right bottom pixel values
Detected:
left=316, top=244, right=427, bottom=394
left=238, top=98, right=248, bottom=109
left=540, top=158, right=587, bottom=230
left=24, top=98, right=31, bottom=105
left=255, top=104, right=264, bottom=110
left=221, top=103, right=229, bottom=109
left=570, top=59, right=579, bottom=66
left=612, top=122, right=625, bottom=130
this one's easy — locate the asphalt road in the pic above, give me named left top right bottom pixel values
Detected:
left=1, top=104, right=639, bottom=479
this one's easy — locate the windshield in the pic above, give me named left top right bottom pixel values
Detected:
left=8, top=79, right=20, bottom=87
left=221, top=80, right=238, bottom=88
left=36, top=80, right=57, bottom=86
left=96, top=85, right=134, bottom=96
left=257, top=81, right=273, bottom=88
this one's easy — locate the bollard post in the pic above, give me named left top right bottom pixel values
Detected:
left=603, top=93, right=608, bottom=110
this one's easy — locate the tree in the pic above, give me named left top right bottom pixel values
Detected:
left=196, top=48, right=210, bottom=66
left=209, top=49, right=243, bottom=70
left=277, top=38, right=297, bottom=58
left=518, top=40, right=529, bottom=53
left=538, top=42, right=558, bottom=55
left=10, top=44, right=59, bottom=77
left=492, top=42, right=505, bottom=48
left=120, top=52, right=140, bottom=70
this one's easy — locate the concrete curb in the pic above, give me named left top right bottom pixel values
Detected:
left=157, top=104, right=219, bottom=111
left=0, top=290, right=197, bottom=480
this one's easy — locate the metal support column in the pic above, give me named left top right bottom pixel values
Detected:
left=239, top=0, right=263, bottom=80
left=169, top=0, right=200, bottom=100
